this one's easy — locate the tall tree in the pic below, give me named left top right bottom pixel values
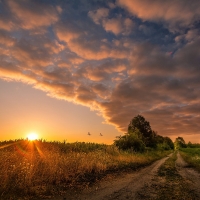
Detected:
left=128, top=115, right=154, bottom=147
left=174, top=137, right=187, bottom=149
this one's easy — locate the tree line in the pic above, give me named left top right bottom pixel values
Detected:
left=114, top=115, right=200, bottom=152
left=174, top=137, right=200, bottom=149
left=114, top=115, right=174, bottom=152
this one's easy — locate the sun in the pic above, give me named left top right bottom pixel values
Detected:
left=27, top=132, right=38, bottom=141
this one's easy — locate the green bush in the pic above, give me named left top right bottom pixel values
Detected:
left=157, top=143, right=171, bottom=150
left=114, top=129, right=145, bottom=152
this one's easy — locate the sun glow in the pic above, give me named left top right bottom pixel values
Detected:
left=27, top=132, right=38, bottom=141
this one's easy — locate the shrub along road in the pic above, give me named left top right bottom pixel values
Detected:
left=52, top=152, right=200, bottom=200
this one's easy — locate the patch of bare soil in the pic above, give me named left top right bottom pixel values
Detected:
left=176, top=152, right=200, bottom=197
left=136, top=152, right=199, bottom=200
left=50, top=154, right=171, bottom=200
left=49, top=152, right=200, bottom=200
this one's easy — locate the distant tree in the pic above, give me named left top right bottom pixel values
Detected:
left=155, top=135, right=165, bottom=144
left=187, top=142, right=200, bottom=148
left=174, top=137, right=187, bottom=149
left=154, top=135, right=174, bottom=150
left=194, top=143, right=200, bottom=148
left=187, top=141, right=193, bottom=148
left=128, top=115, right=155, bottom=147
left=163, top=137, right=174, bottom=150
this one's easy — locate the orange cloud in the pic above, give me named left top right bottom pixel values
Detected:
left=0, top=19, right=14, bottom=31
left=55, top=26, right=129, bottom=60
left=102, top=17, right=134, bottom=35
left=88, top=8, right=109, bottom=24
left=89, top=7, right=134, bottom=36
left=103, top=18, right=123, bottom=35
left=34, top=81, right=75, bottom=102
left=8, top=0, right=60, bottom=29
left=117, top=0, right=200, bottom=29
left=0, top=31, right=15, bottom=46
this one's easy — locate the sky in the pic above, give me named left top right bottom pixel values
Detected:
left=0, top=0, right=200, bottom=144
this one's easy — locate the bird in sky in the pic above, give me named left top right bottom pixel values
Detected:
left=88, top=132, right=91, bottom=136
left=100, top=133, right=103, bottom=136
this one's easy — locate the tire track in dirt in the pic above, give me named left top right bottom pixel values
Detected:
left=135, top=151, right=200, bottom=200
left=176, top=152, right=200, bottom=198
left=51, top=154, right=172, bottom=200
left=51, top=152, right=200, bottom=200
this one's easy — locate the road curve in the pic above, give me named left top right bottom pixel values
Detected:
left=51, top=154, right=172, bottom=200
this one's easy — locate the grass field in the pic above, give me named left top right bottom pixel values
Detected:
left=180, top=148, right=200, bottom=172
left=0, top=139, right=171, bottom=199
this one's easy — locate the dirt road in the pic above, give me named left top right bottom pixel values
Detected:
left=176, top=152, right=200, bottom=197
left=51, top=152, right=200, bottom=200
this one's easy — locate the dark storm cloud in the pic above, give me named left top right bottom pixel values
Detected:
left=1, top=0, right=200, bottom=137
left=175, top=38, right=200, bottom=77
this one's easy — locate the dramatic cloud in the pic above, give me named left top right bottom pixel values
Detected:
left=8, top=0, right=60, bottom=30
left=1, top=0, right=200, bottom=139
left=117, top=0, right=200, bottom=31
left=88, top=8, right=109, bottom=24
left=89, top=8, right=134, bottom=35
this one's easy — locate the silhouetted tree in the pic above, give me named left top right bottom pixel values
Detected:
left=163, top=137, right=174, bottom=150
left=155, top=135, right=164, bottom=143
left=174, top=137, right=187, bottom=149
left=154, top=135, right=174, bottom=150
left=187, top=141, right=193, bottom=148
left=114, top=115, right=174, bottom=151
left=128, top=115, right=155, bottom=147
left=186, top=141, right=200, bottom=148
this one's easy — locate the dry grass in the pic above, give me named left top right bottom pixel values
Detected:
left=0, top=139, right=171, bottom=199
left=180, top=148, right=200, bottom=172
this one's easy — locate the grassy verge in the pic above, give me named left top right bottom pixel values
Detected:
left=179, top=148, right=200, bottom=172
left=157, top=151, right=196, bottom=200
left=0, top=139, right=171, bottom=199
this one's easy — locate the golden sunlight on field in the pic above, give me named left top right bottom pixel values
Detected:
left=0, top=139, right=171, bottom=199
left=27, top=132, right=39, bottom=141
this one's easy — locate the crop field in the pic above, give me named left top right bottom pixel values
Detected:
left=180, top=148, right=200, bottom=172
left=0, top=139, right=171, bottom=199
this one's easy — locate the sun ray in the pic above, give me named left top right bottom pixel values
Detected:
left=35, top=143, right=45, bottom=158
left=0, top=142, right=18, bottom=149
